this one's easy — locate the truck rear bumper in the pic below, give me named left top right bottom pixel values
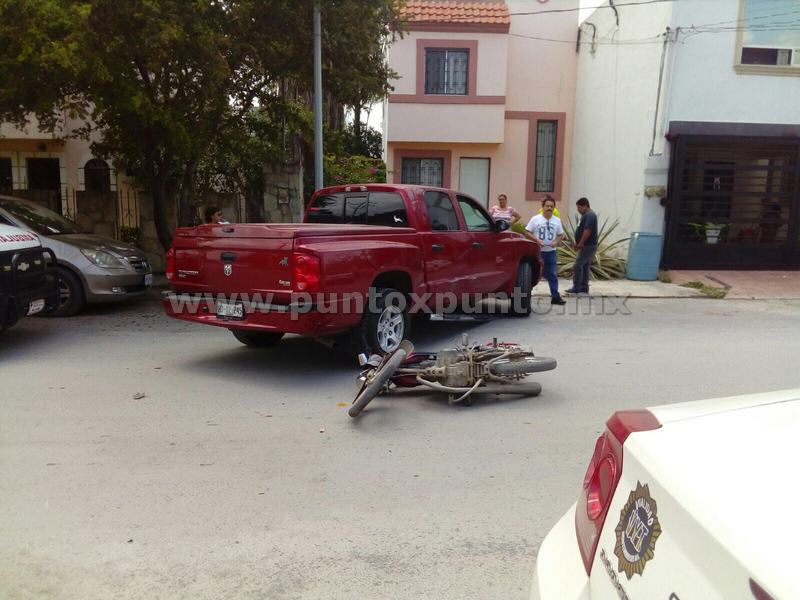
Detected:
left=161, top=292, right=356, bottom=336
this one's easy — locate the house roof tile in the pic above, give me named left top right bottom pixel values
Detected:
left=401, top=1, right=510, bottom=26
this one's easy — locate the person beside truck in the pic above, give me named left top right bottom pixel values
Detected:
left=524, top=197, right=566, bottom=306
left=566, top=197, right=598, bottom=295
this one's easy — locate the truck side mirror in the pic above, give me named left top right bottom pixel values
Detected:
left=495, top=219, right=510, bottom=232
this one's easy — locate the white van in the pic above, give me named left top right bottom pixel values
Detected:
left=0, top=223, right=59, bottom=330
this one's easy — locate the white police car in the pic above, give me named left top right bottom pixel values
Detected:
left=0, top=223, right=59, bottom=330
left=532, top=388, right=800, bottom=600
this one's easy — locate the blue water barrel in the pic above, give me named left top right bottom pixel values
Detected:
left=626, top=232, right=663, bottom=281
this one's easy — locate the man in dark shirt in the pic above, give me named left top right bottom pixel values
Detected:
left=566, top=197, right=598, bottom=294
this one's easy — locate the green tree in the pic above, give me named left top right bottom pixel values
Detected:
left=0, top=0, right=401, bottom=250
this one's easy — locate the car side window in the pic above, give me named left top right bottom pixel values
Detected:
left=367, top=192, right=408, bottom=227
left=423, top=191, right=460, bottom=231
left=457, top=195, right=493, bottom=232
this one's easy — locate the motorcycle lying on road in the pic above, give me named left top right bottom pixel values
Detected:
left=349, top=334, right=557, bottom=417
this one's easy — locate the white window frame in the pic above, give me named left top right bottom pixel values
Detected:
left=734, top=0, right=800, bottom=76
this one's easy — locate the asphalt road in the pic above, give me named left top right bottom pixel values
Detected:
left=2, top=296, right=799, bottom=600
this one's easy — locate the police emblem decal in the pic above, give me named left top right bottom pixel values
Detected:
left=223, top=264, right=233, bottom=276
left=614, top=481, right=662, bottom=580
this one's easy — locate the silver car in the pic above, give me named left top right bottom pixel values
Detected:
left=0, top=195, right=152, bottom=316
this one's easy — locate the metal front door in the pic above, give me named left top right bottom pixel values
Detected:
left=664, top=136, right=800, bottom=268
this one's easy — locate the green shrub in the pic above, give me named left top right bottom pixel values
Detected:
left=323, top=155, right=386, bottom=187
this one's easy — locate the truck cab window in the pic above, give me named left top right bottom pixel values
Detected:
left=423, top=191, right=460, bottom=231
left=306, top=194, right=344, bottom=223
left=367, top=192, right=407, bottom=227
left=345, top=195, right=368, bottom=224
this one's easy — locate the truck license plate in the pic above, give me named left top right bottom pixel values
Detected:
left=144, top=273, right=153, bottom=286
left=27, top=298, right=45, bottom=316
left=216, top=301, right=244, bottom=320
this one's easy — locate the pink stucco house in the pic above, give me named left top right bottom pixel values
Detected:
left=385, top=0, right=578, bottom=221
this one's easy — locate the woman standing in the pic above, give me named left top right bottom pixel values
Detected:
left=489, top=194, right=521, bottom=225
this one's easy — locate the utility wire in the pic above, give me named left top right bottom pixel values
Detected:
left=406, top=0, right=678, bottom=23
left=682, top=7, right=800, bottom=30
left=508, top=0, right=678, bottom=16
left=409, top=1, right=800, bottom=28
left=510, top=32, right=665, bottom=45
left=509, top=23, right=800, bottom=47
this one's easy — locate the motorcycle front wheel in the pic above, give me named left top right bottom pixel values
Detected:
left=349, top=340, right=414, bottom=417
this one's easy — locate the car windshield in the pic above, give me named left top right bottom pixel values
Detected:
left=0, top=197, right=83, bottom=235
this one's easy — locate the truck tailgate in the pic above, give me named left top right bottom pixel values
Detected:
left=173, top=225, right=296, bottom=296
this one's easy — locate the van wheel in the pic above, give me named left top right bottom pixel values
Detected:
left=231, top=330, right=284, bottom=348
left=357, top=287, right=409, bottom=355
left=52, top=268, right=85, bottom=317
left=511, top=262, right=533, bottom=316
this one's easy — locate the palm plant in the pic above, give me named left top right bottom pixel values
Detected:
left=556, top=216, right=629, bottom=280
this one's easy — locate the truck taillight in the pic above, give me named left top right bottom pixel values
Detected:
left=293, top=254, right=320, bottom=293
left=165, top=247, right=175, bottom=281
left=575, top=410, right=661, bottom=575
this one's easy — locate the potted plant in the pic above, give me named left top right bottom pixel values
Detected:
left=689, top=222, right=728, bottom=244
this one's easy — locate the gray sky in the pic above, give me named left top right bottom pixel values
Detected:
left=742, top=0, right=800, bottom=47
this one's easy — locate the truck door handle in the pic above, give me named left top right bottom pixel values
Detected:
left=220, top=252, right=237, bottom=262
left=431, top=244, right=444, bottom=253
left=471, top=242, right=483, bottom=249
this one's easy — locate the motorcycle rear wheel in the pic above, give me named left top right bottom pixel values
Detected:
left=489, top=355, right=557, bottom=376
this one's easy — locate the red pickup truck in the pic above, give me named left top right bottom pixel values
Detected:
left=162, top=184, right=541, bottom=354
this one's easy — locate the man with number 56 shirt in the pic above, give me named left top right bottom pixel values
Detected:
left=524, top=197, right=566, bottom=306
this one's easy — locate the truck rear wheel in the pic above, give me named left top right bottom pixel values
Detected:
left=231, top=330, right=284, bottom=348
left=359, top=287, right=409, bottom=355
left=510, top=262, right=533, bottom=316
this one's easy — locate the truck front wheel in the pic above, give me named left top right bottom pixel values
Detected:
left=231, top=330, right=284, bottom=348
left=510, top=262, right=533, bottom=316
left=360, top=287, right=409, bottom=355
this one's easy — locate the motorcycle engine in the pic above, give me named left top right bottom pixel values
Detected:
left=436, top=349, right=473, bottom=388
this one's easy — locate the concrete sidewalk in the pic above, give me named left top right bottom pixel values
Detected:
left=669, top=270, right=800, bottom=300
left=534, top=277, right=703, bottom=299
left=533, top=271, right=800, bottom=300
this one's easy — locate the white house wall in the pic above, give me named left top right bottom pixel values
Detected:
left=505, top=0, right=579, bottom=113
left=569, top=2, right=673, bottom=238
left=667, top=0, right=800, bottom=126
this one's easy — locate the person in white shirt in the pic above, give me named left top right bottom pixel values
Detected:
left=488, top=194, right=521, bottom=225
left=524, top=196, right=566, bottom=305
